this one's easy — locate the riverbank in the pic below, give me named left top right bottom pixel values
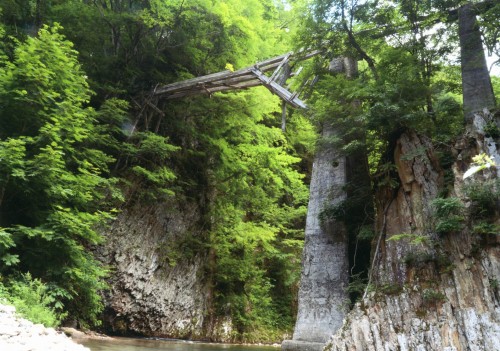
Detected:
left=0, top=303, right=90, bottom=351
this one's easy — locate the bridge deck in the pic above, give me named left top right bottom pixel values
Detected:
left=153, top=50, right=320, bottom=109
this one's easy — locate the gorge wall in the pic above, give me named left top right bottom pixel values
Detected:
left=326, top=120, right=500, bottom=350
left=96, top=199, right=231, bottom=341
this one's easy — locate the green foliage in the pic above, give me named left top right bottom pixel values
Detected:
left=432, top=197, right=463, bottom=218
left=205, top=93, right=311, bottom=339
left=431, top=197, right=465, bottom=235
left=483, top=121, right=500, bottom=138
left=387, top=233, right=430, bottom=245
left=125, top=132, right=179, bottom=202
left=0, top=24, right=120, bottom=326
left=473, top=222, right=500, bottom=236
left=492, top=76, right=500, bottom=99
left=0, top=273, right=65, bottom=327
left=0, top=228, right=18, bottom=267
left=346, top=272, right=368, bottom=299
left=403, top=251, right=433, bottom=267
left=376, top=283, right=403, bottom=296
left=422, top=288, right=446, bottom=304
left=463, top=179, right=500, bottom=218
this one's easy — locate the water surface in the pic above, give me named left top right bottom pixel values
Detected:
left=79, top=337, right=278, bottom=351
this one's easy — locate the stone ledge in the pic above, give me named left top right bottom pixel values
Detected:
left=281, top=340, right=326, bottom=351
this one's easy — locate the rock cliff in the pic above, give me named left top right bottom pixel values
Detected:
left=97, top=199, right=231, bottom=340
left=326, top=121, right=500, bottom=350
left=282, top=123, right=349, bottom=351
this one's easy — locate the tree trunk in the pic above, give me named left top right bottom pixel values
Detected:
left=458, top=3, right=496, bottom=123
left=282, top=57, right=367, bottom=351
left=282, top=122, right=349, bottom=351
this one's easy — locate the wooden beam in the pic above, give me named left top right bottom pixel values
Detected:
left=269, top=52, right=292, bottom=82
left=165, top=80, right=263, bottom=99
left=251, top=68, right=307, bottom=109
left=153, top=50, right=321, bottom=108
left=154, top=53, right=294, bottom=96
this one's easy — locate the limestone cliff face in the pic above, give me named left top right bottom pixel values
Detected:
left=326, top=125, right=500, bottom=351
left=96, top=199, right=231, bottom=341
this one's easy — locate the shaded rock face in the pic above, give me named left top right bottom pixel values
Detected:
left=326, top=129, right=500, bottom=351
left=97, top=200, right=226, bottom=340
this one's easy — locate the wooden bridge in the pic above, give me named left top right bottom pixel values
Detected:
left=153, top=50, right=321, bottom=109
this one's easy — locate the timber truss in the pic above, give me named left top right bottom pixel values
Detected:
left=153, top=50, right=321, bottom=109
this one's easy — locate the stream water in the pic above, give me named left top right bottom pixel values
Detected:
left=78, top=337, right=278, bottom=351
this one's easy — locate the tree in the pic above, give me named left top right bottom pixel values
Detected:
left=0, top=24, right=121, bottom=326
left=284, top=0, right=494, bottom=348
left=458, top=2, right=496, bottom=122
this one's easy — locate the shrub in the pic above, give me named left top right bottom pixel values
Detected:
left=473, top=221, right=500, bottom=236
left=0, top=273, right=65, bottom=327
left=463, top=179, right=500, bottom=218
left=422, top=288, right=446, bottom=304
left=431, top=197, right=465, bottom=234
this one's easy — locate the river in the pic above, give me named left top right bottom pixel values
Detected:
left=78, top=337, right=279, bottom=351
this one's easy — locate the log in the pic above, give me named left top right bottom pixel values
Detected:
left=165, top=80, right=263, bottom=99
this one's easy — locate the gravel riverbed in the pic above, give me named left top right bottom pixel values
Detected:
left=0, top=303, right=90, bottom=351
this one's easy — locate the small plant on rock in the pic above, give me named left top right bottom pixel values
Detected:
left=422, top=288, right=446, bottom=304
left=431, top=197, right=465, bottom=235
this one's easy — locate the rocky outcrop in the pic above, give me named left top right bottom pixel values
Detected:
left=327, top=244, right=500, bottom=351
left=0, top=304, right=89, bottom=351
left=98, top=199, right=229, bottom=340
left=325, top=127, right=500, bottom=351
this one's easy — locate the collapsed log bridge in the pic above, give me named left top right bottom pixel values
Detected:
left=153, top=50, right=321, bottom=109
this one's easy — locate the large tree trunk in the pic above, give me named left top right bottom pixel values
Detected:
left=283, top=57, right=369, bottom=351
left=458, top=3, right=496, bottom=123
left=282, top=122, right=349, bottom=351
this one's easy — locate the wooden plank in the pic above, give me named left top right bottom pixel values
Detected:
left=251, top=68, right=307, bottom=109
left=154, top=53, right=292, bottom=96
left=154, top=49, right=320, bottom=108
left=269, top=52, right=292, bottom=82
left=162, top=74, right=260, bottom=97
left=205, top=73, right=258, bottom=86
left=166, top=80, right=263, bottom=99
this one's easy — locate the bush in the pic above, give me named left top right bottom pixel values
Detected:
left=463, top=179, right=500, bottom=218
left=422, top=288, right=446, bottom=304
left=0, top=273, right=65, bottom=327
left=431, top=197, right=465, bottom=234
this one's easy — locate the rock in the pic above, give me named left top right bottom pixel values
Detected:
left=96, top=199, right=231, bottom=340
left=0, top=304, right=91, bottom=351
left=323, top=130, right=500, bottom=351
left=282, top=122, right=349, bottom=351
